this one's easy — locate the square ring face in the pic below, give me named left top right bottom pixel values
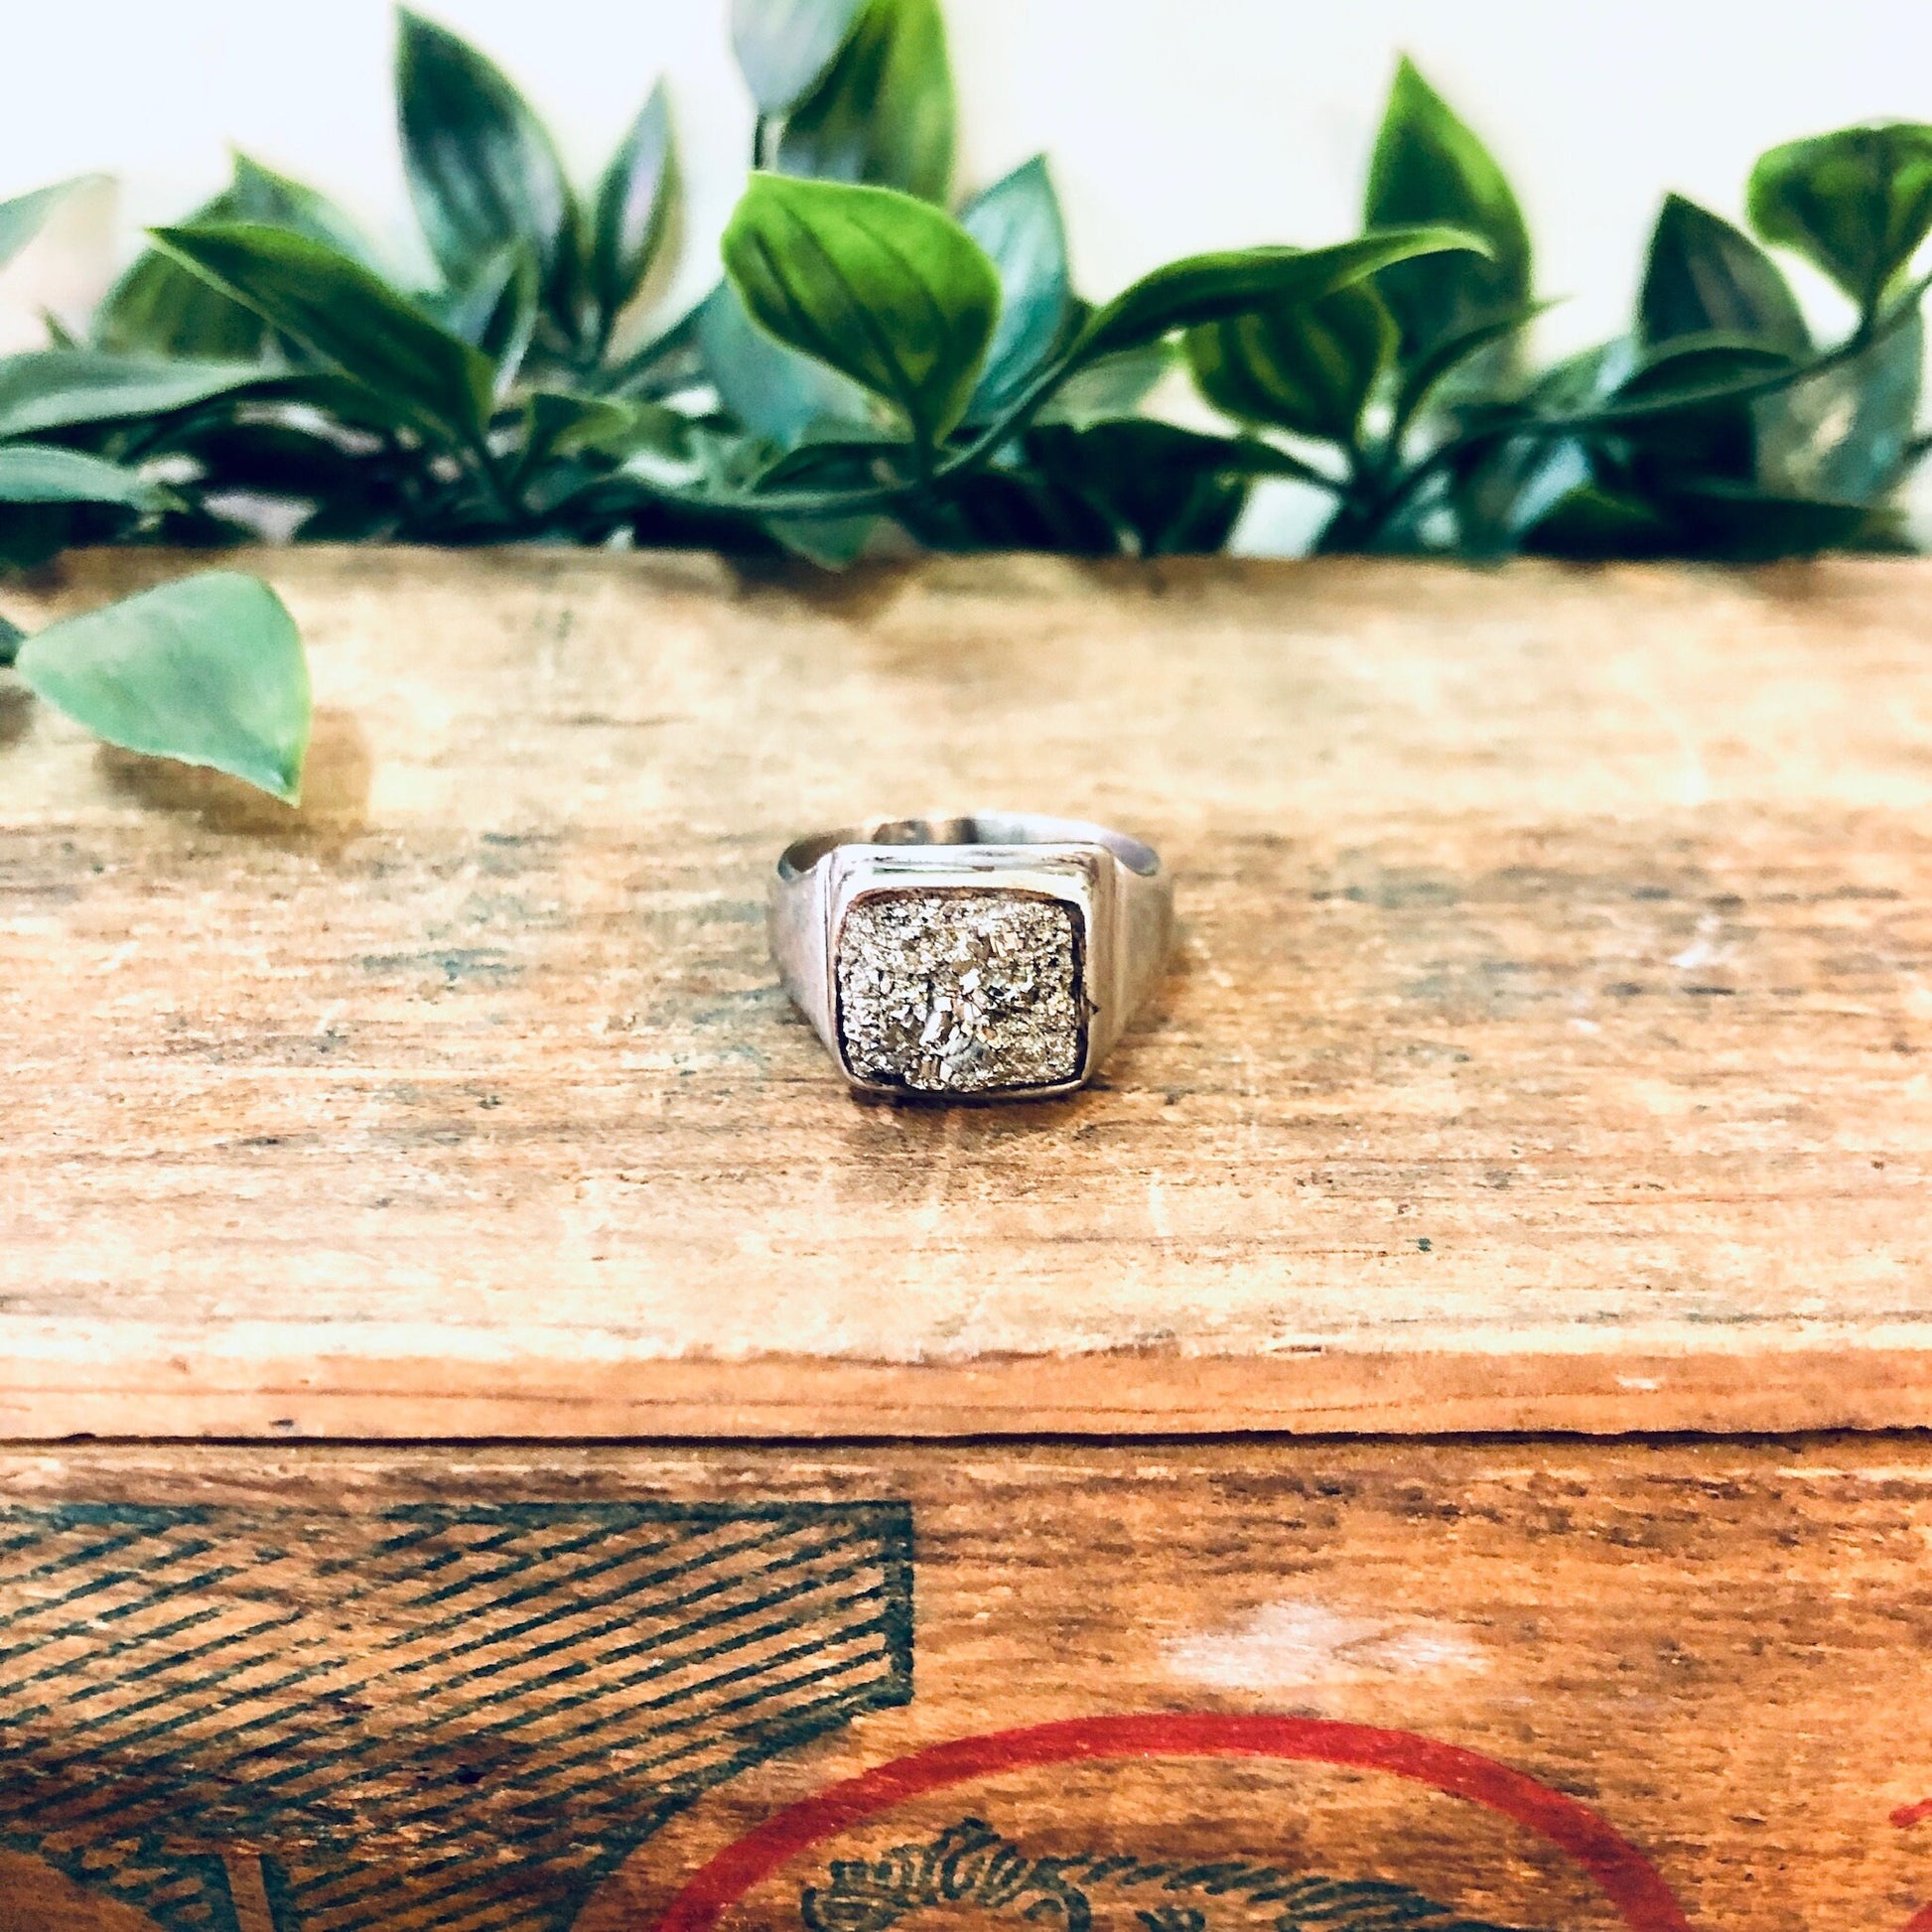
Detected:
left=834, top=886, right=1088, bottom=1096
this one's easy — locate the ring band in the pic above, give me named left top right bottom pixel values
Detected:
left=769, top=814, right=1173, bottom=1099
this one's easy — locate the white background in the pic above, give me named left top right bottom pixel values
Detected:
left=0, top=2, right=1927, bottom=542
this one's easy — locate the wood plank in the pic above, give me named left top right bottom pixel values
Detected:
left=1, top=549, right=1929, bottom=1438
left=0, top=1438, right=1924, bottom=1932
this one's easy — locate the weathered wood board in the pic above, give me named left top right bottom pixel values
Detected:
left=0, top=1438, right=1923, bottom=1932
left=2, top=549, right=1931, bottom=1436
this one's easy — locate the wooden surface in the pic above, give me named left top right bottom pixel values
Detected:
left=0, top=1437, right=1925, bottom=1932
left=2, top=547, right=1930, bottom=1437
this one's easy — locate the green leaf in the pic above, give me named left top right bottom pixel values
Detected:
left=95, top=235, right=268, bottom=362
left=1078, top=227, right=1486, bottom=361
left=775, top=0, right=955, bottom=203
left=15, top=571, right=310, bottom=803
left=732, top=0, right=869, bottom=114
left=1748, top=123, right=1932, bottom=316
left=1664, top=477, right=1881, bottom=557
left=722, top=175, right=999, bottom=447
left=226, top=153, right=381, bottom=265
left=1640, top=193, right=1809, bottom=352
left=764, top=509, right=876, bottom=566
left=961, top=156, right=1075, bottom=421
left=151, top=222, right=493, bottom=446
left=96, top=247, right=268, bottom=363
left=1365, top=58, right=1532, bottom=362
left=591, top=82, right=678, bottom=328
left=695, top=279, right=871, bottom=446
left=397, top=8, right=577, bottom=295
left=1186, top=282, right=1394, bottom=444
left=96, top=153, right=377, bottom=360
left=0, top=177, right=96, bottom=276
left=0, top=445, right=174, bottom=510
left=0, top=349, right=265, bottom=440
left=1756, top=312, right=1923, bottom=502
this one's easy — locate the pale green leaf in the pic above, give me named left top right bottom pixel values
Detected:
left=16, top=572, right=311, bottom=803
left=961, top=156, right=1073, bottom=420
left=0, top=350, right=265, bottom=440
left=0, top=177, right=98, bottom=276
left=732, top=0, right=869, bottom=115
left=0, top=445, right=174, bottom=509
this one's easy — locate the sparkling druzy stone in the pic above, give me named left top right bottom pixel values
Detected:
left=836, top=890, right=1082, bottom=1093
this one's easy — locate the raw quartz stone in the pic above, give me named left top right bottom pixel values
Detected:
left=836, top=890, right=1081, bottom=1093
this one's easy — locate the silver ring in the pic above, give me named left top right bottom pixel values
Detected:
left=769, top=813, right=1174, bottom=1099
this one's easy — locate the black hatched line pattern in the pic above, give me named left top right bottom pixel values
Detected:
left=0, top=1501, right=913, bottom=1932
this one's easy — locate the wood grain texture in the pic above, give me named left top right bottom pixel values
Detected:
left=1, top=548, right=1929, bottom=1438
left=0, top=1438, right=1925, bottom=1932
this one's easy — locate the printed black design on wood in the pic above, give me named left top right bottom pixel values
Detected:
left=0, top=1500, right=914, bottom=1932
left=800, top=1818, right=1541, bottom=1932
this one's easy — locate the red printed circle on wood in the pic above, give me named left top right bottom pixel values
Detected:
left=649, top=1715, right=1693, bottom=1932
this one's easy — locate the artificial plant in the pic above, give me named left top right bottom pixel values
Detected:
left=0, top=0, right=1929, bottom=800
